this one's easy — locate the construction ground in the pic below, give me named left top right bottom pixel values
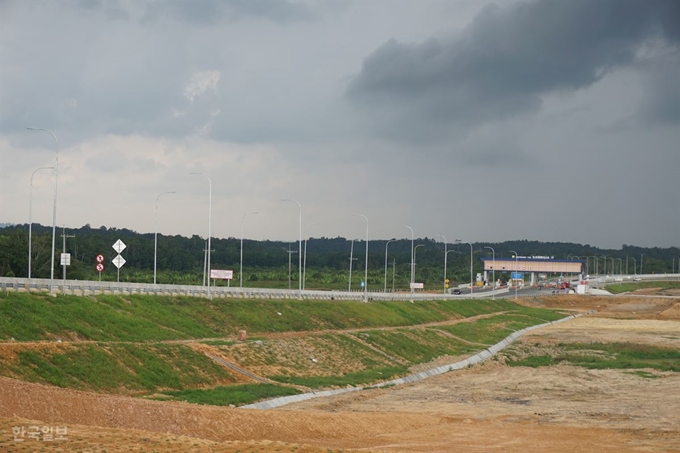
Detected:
left=1, top=289, right=679, bottom=452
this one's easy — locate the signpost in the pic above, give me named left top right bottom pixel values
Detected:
left=95, top=254, right=105, bottom=281
left=112, top=240, right=126, bottom=284
left=410, top=282, right=424, bottom=290
left=61, top=226, right=75, bottom=290
left=210, top=269, right=233, bottom=287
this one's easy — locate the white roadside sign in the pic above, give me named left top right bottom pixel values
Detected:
left=112, top=255, right=126, bottom=269
left=210, top=269, right=234, bottom=280
left=112, top=239, right=127, bottom=254
left=410, top=282, right=424, bottom=289
left=60, top=253, right=71, bottom=266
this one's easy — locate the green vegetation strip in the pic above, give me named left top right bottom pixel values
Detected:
left=0, top=344, right=237, bottom=392
left=436, top=309, right=566, bottom=345
left=270, top=366, right=407, bottom=388
left=507, top=342, right=680, bottom=372
left=605, top=281, right=680, bottom=294
left=0, top=292, right=542, bottom=342
left=158, top=384, right=301, bottom=406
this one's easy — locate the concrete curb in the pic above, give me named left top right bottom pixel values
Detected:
left=242, top=312, right=590, bottom=410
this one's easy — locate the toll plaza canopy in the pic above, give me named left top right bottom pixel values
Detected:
left=480, top=257, right=584, bottom=275
left=480, top=256, right=584, bottom=285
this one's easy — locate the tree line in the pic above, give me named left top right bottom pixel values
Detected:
left=1, top=223, right=678, bottom=290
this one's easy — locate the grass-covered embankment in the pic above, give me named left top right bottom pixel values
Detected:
left=605, top=281, right=680, bottom=294
left=0, top=292, right=571, bottom=402
left=0, top=292, right=551, bottom=342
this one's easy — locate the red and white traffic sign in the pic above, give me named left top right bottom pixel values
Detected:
left=96, top=263, right=105, bottom=272
left=96, top=254, right=105, bottom=263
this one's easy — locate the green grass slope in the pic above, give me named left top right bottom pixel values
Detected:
left=0, top=292, right=571, bottom=404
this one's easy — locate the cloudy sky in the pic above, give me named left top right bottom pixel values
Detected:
left=1, top=0, right=678, bottom=249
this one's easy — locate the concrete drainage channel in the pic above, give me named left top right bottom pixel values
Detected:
left=242, top=312, right=590, bottom=410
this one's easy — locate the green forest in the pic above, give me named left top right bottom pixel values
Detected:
left=1, top=223, right=678, bottom=291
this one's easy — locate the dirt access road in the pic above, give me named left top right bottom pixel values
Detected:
left=1, top=293, right=679, bottom=452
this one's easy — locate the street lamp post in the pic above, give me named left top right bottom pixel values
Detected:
left=286, top=244, right=298, bottom=289
left=154, top=191, right=175, bottom=286
left=190, top=173, right=212, bottom=298
left=602, top=255, right=608, bottom=275
left=281, top=199, right=302, bottom=299
left=303, top=222, right=317, bottom=291
left=640, top=254, right=644, bottom=275
left=404, top=226, right=414, bottom=299
left=28, top=166, right=54, bottom=279
left=508, top=250, right=519, bottom=298
left=413, top=244, right=425, bottom=287
left=437, top=234, right=448, bottom=294
left=353, top=214, right=369, bottom=302
left=27, top=128, right=58, bottom=292
left=456, top=240, right=474, bottom=294
left=384, top=239, right=396, bottom=293
left=444, top=250, right=455, bottom=289
left=348, top=239, right=358, bottom=291
left=240, top=211, right=259, bottom=288
left=484, top=246, right=495, bottom=300
left=631, top=257, right=637, bottom=275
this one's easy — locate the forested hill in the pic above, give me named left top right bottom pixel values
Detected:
left=0, top=223, right=677, bottom=288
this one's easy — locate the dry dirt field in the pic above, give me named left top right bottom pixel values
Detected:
left=1, top=293, right=679, bottom=452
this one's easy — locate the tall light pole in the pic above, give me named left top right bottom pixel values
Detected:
left=384, top=239, right=396, bottom=293
left=154, top=191, right=175, bottom=285
left=27, top=128, right=58, bottom=291
left=303, top=222, right=318, bottom=290
left=190, top=173, right=212, bottom=298
left=626, top=254, right=629, bottom=275
left=287, top=244, right=298, bottom=289
left=456, top=239, right=474, bottom=294
left=484, top=246, right=495, bottom=299
left=437, top=235, right=448, bottom=294
left=348, top=239, right=358, bottom=291
left=404, top=226, right=414, bottom=299
left=602, top=255, right=608, bottom=275
left=631, top=257, right=637, bottom=275
left=28, top=166, right=54, bottom=279
left=413, top=244, right=425, bottom=286
left=240, top=211, right=259, bottom=288
left=353, top=214, right=369, bottom=302
left=508, top=250, right=519, bottom=298
left=281, top=199, right=302, bottom=299
left=640, top=253, right=644, bottom=275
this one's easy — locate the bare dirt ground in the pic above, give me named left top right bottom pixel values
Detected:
left=1, top=294, right=680, bottom=452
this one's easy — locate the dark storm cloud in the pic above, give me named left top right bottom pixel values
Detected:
left=346, top=0, right=680, bottom=138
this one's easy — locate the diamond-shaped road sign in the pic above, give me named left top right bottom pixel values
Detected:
left=112, top=255, right=126, bottom=269
left=112, top=239, right=126, bottom=254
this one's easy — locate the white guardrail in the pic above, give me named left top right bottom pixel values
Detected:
left=0, top=276, right=509, bottom=302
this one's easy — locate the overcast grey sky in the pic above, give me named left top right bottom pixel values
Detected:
left=1, top=0, right=678, bottom=249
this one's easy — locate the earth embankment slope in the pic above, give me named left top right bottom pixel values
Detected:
left=1, top=293, right=679, bottom=452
